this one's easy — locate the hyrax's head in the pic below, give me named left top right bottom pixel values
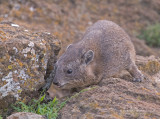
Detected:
left=53, top=44, right=94, bottom=89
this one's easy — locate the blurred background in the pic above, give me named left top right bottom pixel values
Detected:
left=0, top=0, right=160, bottom=56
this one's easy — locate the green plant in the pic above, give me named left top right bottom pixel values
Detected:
left=0, top=115, right=2, bottom=119
left=138, top=23, right=160, bottom=47
left=12, top=95, right=65, bottom=119
left=11, top=86, right=97, bottom=119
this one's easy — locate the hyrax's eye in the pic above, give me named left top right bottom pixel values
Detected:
left=67, top=69, right=72, bottom=74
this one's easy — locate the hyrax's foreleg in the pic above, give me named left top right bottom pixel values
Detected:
left=127, top=62, right=144, bottom=82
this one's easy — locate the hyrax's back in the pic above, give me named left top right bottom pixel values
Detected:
left=81, top=20, right=143, bottom=81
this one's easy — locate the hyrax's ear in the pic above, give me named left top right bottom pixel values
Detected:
left=83, top=50, right=94, bottom=65
left=66, top=44, right=72, bottom=51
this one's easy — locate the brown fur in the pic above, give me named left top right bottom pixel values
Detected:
left=53, top=20, right=143, bottom=89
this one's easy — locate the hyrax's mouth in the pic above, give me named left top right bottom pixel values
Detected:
left=53, top=82, right=69, bottom=89
left=53, top=79, right=81, bottom=90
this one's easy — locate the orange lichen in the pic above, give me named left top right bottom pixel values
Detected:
left=89, top=102, right=100, bottom=109
left=53, top=40, right=61, bottom=47
left=53, top=32, right=63, bottom=39
left=78, top=25, right=86, bottom=32
left=156, top=92, right=160, bottom=96
left=0, top=58, right=4, bottom=62
left=27, top=68, right=35, bottom=77
left=27, top=79, right=35, bottom=90
left=99, top=111, right=105, bottom=115
left=0, top=30, right=5, bottom=35
left=127, top=101, right=134, bottom=104
left=111, top=111, right=124, bottom=119
left=142, top=87, right=151, bottom=93
left=12, top=10, right=22, bottom=18
left=2, top=81, right=7, bottom=85
left=18, top=61, right=23, bottom=67
left=85, top=113, right=94, bottom=119
left=0, top=17, right=3, bottom=22
left=0, top=30, right=7, bottom=41
left=139, top=61, right=160, bottom=75
left=5, top=54, right=10, bottom=59
left=23, top=81, right=27, bottom=87
left=20, top=96, right=27, bottom=103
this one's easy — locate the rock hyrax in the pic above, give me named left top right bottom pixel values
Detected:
left=53, top=20, right=144, bottom=89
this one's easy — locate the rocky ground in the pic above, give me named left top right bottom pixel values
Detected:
left=59, top=56, right=160, bottom=119
left=0, top=0, right=160, bottom=119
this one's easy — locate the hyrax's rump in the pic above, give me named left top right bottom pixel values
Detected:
left=53, top=20, right=144, bottom=89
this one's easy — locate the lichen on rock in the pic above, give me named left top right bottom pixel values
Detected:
left=0, top=21, right=61, bottom=114
left=0, top=72, right=21, bottom=99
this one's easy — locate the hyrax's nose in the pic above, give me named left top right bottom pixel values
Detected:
left=53, top=80, right=61, bottom=86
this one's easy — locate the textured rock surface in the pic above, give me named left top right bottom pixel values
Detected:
left=59, top=56, right=160, bottom=119
left=136, top=56, right=160, bottom=76
left=0, top=0, right=160, bottom=118
left=7, top=112, right=46, bottom=119
left=0, top=21, right=61, bottom=115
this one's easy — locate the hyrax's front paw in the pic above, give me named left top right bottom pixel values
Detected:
left=133, top=78, right=142, bottom=82
left=133, top=74, right=144, bottom=82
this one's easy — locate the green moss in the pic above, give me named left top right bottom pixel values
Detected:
left=0, top=115, right=2, bottom=119
left=138, top=23, right=160, bottom=47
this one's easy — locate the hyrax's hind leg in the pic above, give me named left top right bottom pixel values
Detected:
left=126, top=62, right=144, bottom=82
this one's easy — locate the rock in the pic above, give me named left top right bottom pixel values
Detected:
left=59, top=56, right=160, bottom=119
left=7, top=112, right=46, bottom=119
left=0, top=21, right=61, bottom=115
left=136, top=55, right=160, bottom=76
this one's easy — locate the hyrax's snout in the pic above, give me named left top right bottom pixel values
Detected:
left=53, top=79, right=61, bottom=87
